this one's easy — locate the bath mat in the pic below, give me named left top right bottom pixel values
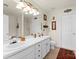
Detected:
left=56, top=48, right=76, bottom=59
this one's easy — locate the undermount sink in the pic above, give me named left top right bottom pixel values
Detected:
left=3, top=39, right=33, bottom=52
left=3, top=38, right=36, bottom=52
left=3, top=42, right=22, bottom=52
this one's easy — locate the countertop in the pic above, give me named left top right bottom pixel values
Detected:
left=3, top=36, right=50, bottom=59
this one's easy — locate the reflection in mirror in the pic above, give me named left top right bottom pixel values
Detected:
left=3, top=0, right=44, bottom=44
left=3, top=0, right=32, bottom=43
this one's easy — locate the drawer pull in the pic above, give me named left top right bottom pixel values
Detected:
left=38, top=55, right=40, bottom=57
left=38, top=50, right=40, bottom=52
left=38, top=45, right=40, bottom=46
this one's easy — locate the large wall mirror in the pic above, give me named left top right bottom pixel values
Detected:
left=3, top=0, right=42, bottom=42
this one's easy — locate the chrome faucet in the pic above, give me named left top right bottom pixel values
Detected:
left=9, top=36, right=19, bottom=44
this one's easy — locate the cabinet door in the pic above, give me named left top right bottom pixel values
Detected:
left=41, top=40, right=47, bottom=58
left=7, top=46, right=34, bottom=59
left=42, top=48, right=46, bottom=58
left=35, top=53, right=42, bottom=59
left=26, top=51, right=35, bottom=59
left=41, top=39, right=50, bottom=58
left=35, top=42, right=41, bottom=54
left=46, top=39, right=50, bottom=53
left=35, top=42, right=42, bottom=59
left=7, top=53, right=22, bottom=59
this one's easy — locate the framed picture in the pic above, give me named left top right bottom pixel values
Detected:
left=43, top=14, right=47, bottom=21
left=52, top=21, right=56, bottom=30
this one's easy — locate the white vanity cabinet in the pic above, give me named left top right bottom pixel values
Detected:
left=5, top=37, right=50, bottom=59
left=25, top=51, right=35, bottom=59
left=34, top=38, right=50, bottom=59
left=35, top=38, right=50, bottom=59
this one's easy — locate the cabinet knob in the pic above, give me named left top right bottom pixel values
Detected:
left=38, top=45, right=40, bottom=46
left=72, top=33, right=76, bottom=35
left=38, top=55, right=40, bottom=57
left=46, top=43, right=47, bottom=45
left=38, top=50, right=40, bottom=52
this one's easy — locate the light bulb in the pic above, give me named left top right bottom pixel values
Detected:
left=23, top=6, right=31, bottom=12
left=18, top=2, right=25, bottom=8
left=36, top=11, right=39, bottom=15
left=29, top=9, right=34, bottom=14
left=27, top=6, right=31, bottom=11
left=33, top=9, right=36, bottom=13
left=16, top=5, right=22, bottom=9
left=25, top=12, right=28, bottom=14
left=33, top=13, right=37, bottom=16
left=16, top=2, right=25, bottom=9
left=29, top=11, right=33, bottom=14
left=23, top=7, right=28, bottom=12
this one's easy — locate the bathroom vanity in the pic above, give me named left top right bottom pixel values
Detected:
left=4, top=36, right=51, bottom=59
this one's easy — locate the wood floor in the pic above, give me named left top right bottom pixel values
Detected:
left=44, top=48, right=60, bottom=59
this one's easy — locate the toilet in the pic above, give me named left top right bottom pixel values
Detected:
left=50, top=41, right=56, bottom=49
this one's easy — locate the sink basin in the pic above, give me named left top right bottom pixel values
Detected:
left=3, top=39, right=35, bottom=52
left=3, top=42, right=22, bottom=52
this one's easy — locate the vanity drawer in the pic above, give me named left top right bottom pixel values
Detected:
left=35, top=53, right=42, bottom=59
left=35, top=42, right=42, bottom=55
left=35, top=42, right=41, bottom=49
left=35, top=49, right=41, bottom=55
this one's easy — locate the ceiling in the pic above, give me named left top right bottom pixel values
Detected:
left=3, top=0, right=76, bottom=15
left=32, top=0, right=76, bottom=12
left=3, top=0, right=22, bottom=16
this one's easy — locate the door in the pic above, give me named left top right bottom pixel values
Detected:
left=62, top=13, right=76, bottom=50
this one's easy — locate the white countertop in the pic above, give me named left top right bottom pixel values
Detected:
left=3, top=36, right=50, bottom=59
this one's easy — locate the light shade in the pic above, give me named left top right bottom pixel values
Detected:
left=16, top=2, right=26, bottom=9
left=16, top=1, right=40, bottom=15
left=25, top=12, right=28, bottom=14
left=23, top=6, right=31, bottom=12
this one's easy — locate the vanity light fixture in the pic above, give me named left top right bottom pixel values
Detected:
left=64, top=8, right=72, bottom=13
left=16, top=0, right=40, bottom=15
left=25, top=12, right=28, bottom=14
left=16, top=2, right=26, bottom=9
